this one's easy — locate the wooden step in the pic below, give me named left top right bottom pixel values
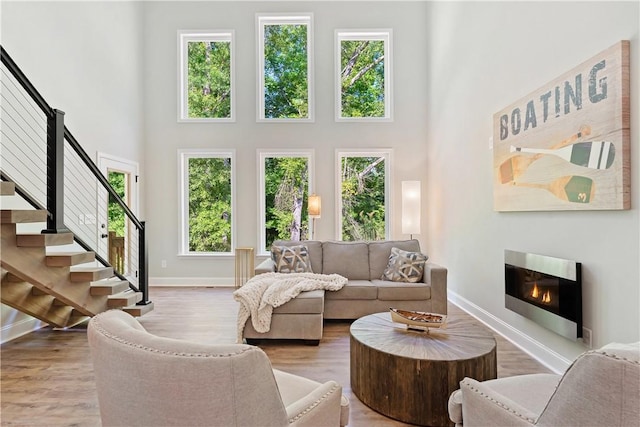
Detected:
left=107, top=291, right=142, bottom=308
left=63, top=311, right=90, bottom=328
left=1, top=210, right=47, bottom=224
left=122, top=301, right=155, bottom=317
left=69, top=267, right=114, bottom=283
left=0, top=182, right=16, bottom=195
left=16, top=232, right=74, bottom=247
left=45, top=251, right=95, bottom=267
left=31, top=287, right=49, bottom=296
left=0, top=278, right=73, bottom=328
left=90, top=280, right=129, bottom=296
left=4, top=272, right=24, bottom=283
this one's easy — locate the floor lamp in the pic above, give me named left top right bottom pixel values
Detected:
left=402, top=181, right=420, bottom=239
left=308, top=194, right=321, bottom=240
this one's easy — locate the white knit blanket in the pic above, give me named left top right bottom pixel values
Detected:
left=233, top=272, right=347, bottom=343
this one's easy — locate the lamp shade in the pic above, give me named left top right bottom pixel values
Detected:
left=308, top=194, right=321, bottom=218
left=401, top=181, right=421, bottom=235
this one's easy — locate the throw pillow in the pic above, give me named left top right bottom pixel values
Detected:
left=271, top=244, right=313, bottom=273
left=381, top=247, right=428, bottom=283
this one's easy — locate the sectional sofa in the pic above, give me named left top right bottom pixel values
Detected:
left=242, top=239, right=447, bottom=344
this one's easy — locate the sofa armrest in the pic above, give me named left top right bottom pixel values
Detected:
left=424, top=262, right=447, bottom=315
left=274, top=369, right=347, bottom=427
left=457, top=377, right=537, bottom=426
left=255, top=257, right=276, bottom=275
left=286, top=381, right=344, bottom=427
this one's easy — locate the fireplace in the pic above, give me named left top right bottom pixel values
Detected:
left=505, top=250, right=582, bottom=341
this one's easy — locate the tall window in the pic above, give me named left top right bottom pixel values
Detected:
left=257, top=14, right=314, bottom=121
left=179, top=149, right=235, bottom=255
left=335, top=30, right=393, bottom=121
left=336, top=149, right=392, bottom=241
left=258, top=150, right=313, bottom=254
left=179, top=31, right=235, bottom=121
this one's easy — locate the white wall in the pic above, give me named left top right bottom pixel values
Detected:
left=142, top=1, right=431, bottom=284
left=425, top=1, right=639, bottom=369
left=0, top=1, right=145, bottom=342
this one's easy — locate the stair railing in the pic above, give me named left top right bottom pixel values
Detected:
left=0, top=45, right=150, bottom=306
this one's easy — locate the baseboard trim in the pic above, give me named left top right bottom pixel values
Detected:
left=449, top=290, right=571, bottom=374
left=149, top=277, right=234, bottom=287
left=1, top=316, right=47, bottom=344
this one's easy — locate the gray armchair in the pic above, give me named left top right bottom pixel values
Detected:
left=88, top=310, right=349, bottom=427
left=448, top=342, right=640, bottom=426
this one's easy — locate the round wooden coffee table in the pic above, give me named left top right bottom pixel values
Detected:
left=350, top=312, right=497, bottom=426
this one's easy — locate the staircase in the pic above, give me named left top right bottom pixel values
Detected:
left=1, top=181, right=153, bottom=328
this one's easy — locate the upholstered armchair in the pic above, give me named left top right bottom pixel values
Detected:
left=448, top=342, right=640, bottom=426
left=88, top=310, right=349, bottom=427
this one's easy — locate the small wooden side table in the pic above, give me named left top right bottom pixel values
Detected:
left=234, top=247, right=255, bottom=288
left=350, top=312, right=497, bottom=426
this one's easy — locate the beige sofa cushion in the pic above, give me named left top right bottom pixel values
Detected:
left=272, top=290, right=325, bottom=314
left=322, top=241, right=369, bottom=279
left=273, top=240, right=323, bottom=273
left=324, top=280, right=377, bottom=300
left=368, top=239, right=421, bottom=280
left=371, top=280, right=431, bottom=300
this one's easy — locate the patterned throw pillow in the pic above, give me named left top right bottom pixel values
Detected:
left=381, top=247, right=428, bottom=283
left=271, top=245, right=313, bottom=273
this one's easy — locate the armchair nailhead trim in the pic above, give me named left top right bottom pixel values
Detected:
left=463, top=380, right=536, bottom=424
left=92, top=317, right=254, bottom=358
left=596, top=350, right=640, bottom=365
left=287, top=383, right=341, bottom=424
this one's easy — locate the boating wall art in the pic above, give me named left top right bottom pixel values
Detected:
left=493, top=41, right=630, bottom=211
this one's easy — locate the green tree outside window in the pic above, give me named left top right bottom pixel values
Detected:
left=264, top=157, right=309, bottom=251
left=108, top=171, right=125, bottom=237
left=340, top=39, right=385, bottom=118
left=341, top=156, right=386, bottom=241
left=188, top=157, right=232, bottom=252
left=187, top=39, right=231, bottom=119
left=263, top=23, right=309, bottom=119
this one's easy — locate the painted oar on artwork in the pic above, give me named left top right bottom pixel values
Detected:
left=498, top=124, right=592, bottom=184
left=513, top=175, right=595, bottom=203
left=510, top=141, right=615, bottom=170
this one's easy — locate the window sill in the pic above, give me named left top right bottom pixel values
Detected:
left=177, top=253, right=234, bottom=259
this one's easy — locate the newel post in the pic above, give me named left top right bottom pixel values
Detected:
left=138, top=221, right=150, bottom=305
left=43, top=108, right=70, bottom=234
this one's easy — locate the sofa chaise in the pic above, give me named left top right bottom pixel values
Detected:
left=242, top=239, right=447, bottom=344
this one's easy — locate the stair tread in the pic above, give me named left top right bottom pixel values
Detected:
left=122, top=301, right=154, bottom=317
left=90, top=280, right=129, bottom=296
left=0, top=182, right=16, bottom=195
left=1, top=209, right=48, bottom=224
left=69, top=266, right=114, bottom=282
left=107, top=291, right=142, bottom=308
left=16, top=232, right=74, bottom=247
left=45, top=251, right=95, bottom=267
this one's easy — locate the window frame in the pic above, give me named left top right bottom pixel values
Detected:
left=335, top=148, right=393, bottom=241
left=257, top=149, right=315, bottom=256
left=335, top=29, right=393, bottom=122
left=178, top=30, right=236, bottom=122
left=256, top=13, right=314, bottom=123
left=178, top=148, right=236, bottom=257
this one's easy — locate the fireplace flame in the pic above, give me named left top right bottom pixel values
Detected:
left=530, top=283, right=552, bottom=304
left=531, top=283, right=539, bottom=298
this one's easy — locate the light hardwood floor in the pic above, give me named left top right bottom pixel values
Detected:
left=1, top=287, right=552, bottom=426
